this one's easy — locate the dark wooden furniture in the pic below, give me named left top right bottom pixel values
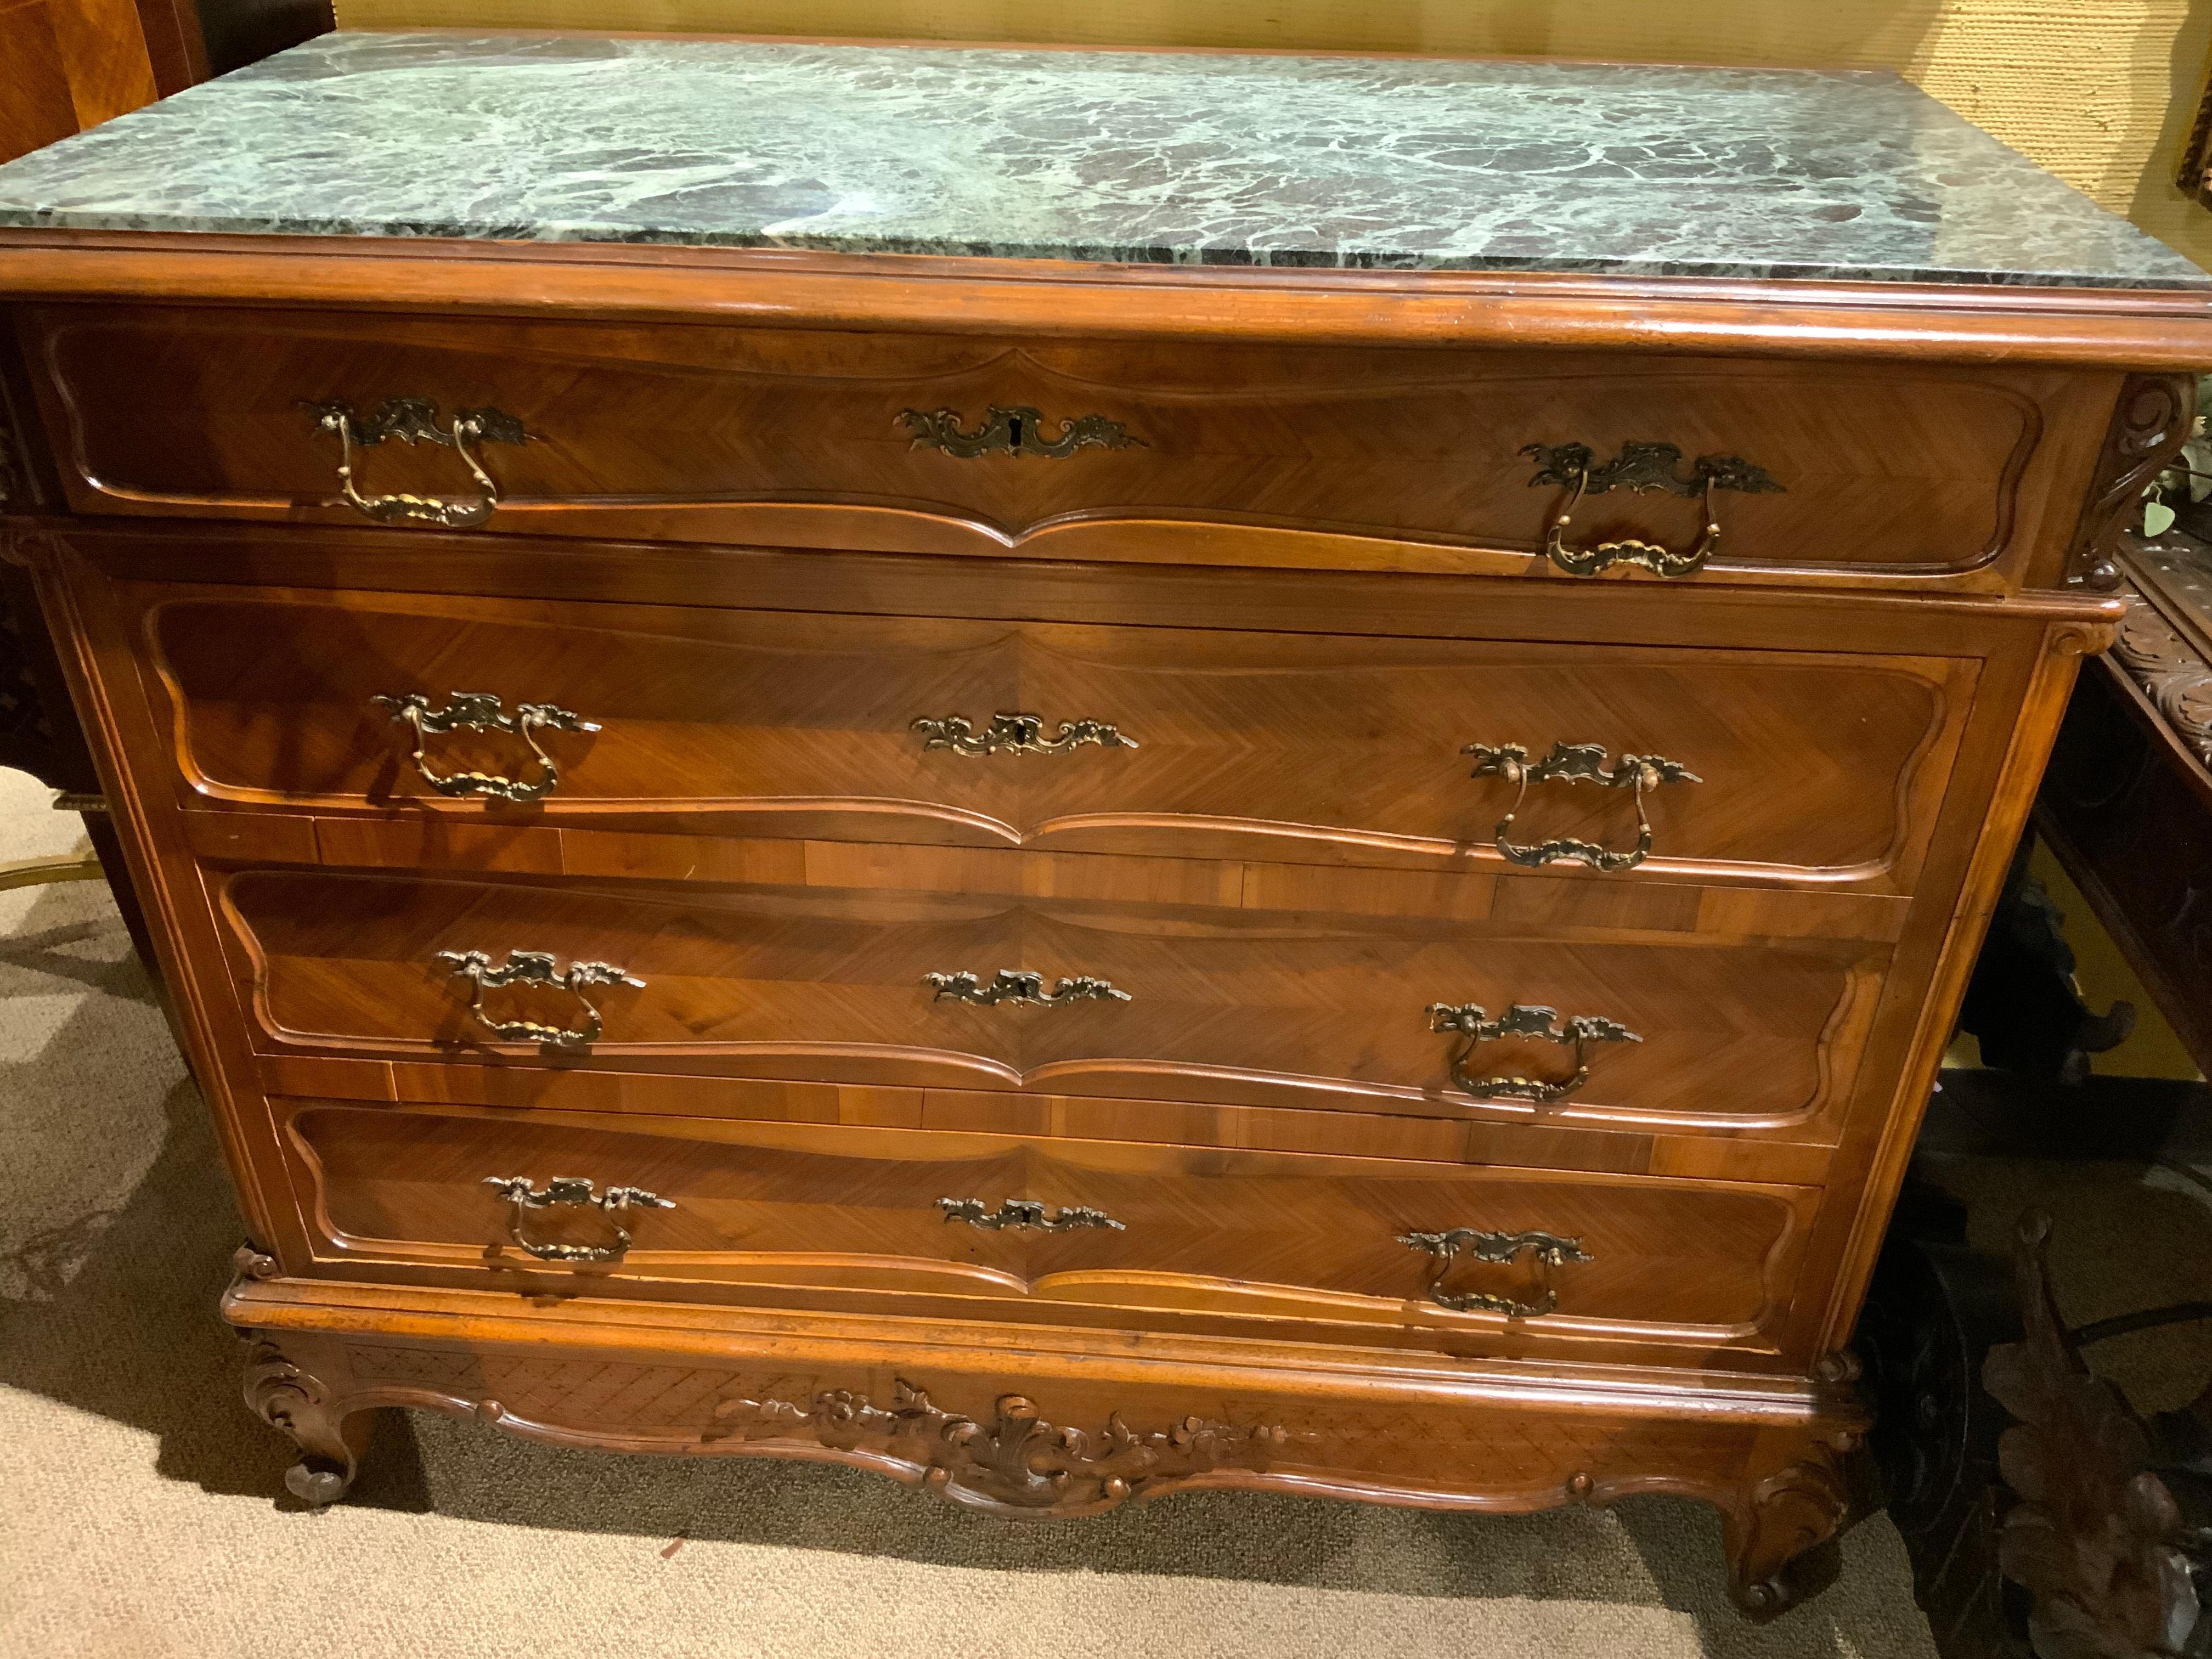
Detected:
left=2037, top=533, right=2212, bottom=1076
left=1, top=31, right=2208, bottom=1617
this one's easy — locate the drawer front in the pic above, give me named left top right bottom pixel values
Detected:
left=281, top=1100, right=1817, bottom=1353
left=221, top=866, right=1887, bottom=1134
left=148, top=586, right=1970, bottom=887
left=28, top=304, right=2095, bottom=583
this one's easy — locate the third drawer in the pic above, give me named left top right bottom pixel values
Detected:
left=216, top=863, right=1892, bottom=1138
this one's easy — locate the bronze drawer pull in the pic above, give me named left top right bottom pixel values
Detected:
left=1463, top=740, right=1699, bottom=872
left=1426, top=1002, right=1641, bottom=1103
left=438, top=949, right=643, bottom=1048
left=374, top=691, right=599, bottom=803
left=1398, top=1227, right=1592, bottom=1318
left=483, top=1176, right=673, bottom=1263
left=306, top=397, right=531, bottom=528
left=912, top=712, right=1139, bottom=757
left=1522, top=441, right=1782, bottom=578
left=937, top=1198, right=1126, bottom=1233
left=900, top=404, right=1144, bottom=459
left=926, top=969, right=1131, bottom=1009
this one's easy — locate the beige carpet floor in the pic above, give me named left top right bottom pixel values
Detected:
left=9, top=762, right=2186, bottom=1659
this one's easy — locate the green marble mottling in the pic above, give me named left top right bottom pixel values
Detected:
left=0, top=31, right=2203, bottom=289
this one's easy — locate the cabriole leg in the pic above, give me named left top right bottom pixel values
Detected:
left=240, top=1335, right=379, bottom=1506
left=1722, top=1421, right=1859, bottom=1620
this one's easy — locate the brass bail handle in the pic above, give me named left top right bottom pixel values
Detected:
left=1545, top=467, right=1721, bottom=578
left=373, top=691, right=598, bottom=804
left=306, top=398, right=531, bottom=528
left=1425, top=1001, right=1642, bottom=1104
left=483, top=1176, right=673, bottom=1263
left=438, top=949, right=643, bottom=1048
left=1521, top=441, right=1782, bottom=579
left=1463, top=741, right=1699, bottom=873
left=1397, top=1227, right=1593, bottom=1318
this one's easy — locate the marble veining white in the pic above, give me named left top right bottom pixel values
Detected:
left=0, top=30, right=2202, bottom=289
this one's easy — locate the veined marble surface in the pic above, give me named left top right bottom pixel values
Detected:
left=0, top=30, right=2203, bottom=289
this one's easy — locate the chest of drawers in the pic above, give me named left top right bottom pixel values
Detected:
left=2, top=30, right=2207, bottom=1617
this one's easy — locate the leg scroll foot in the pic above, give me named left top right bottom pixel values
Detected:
left=242, top=1337, right=376, bottom=1508
left=1724, top=1426, right=1857, bottom=1620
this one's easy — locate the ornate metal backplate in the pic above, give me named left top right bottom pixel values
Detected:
left=900, top=405, right=1144, bottom=459
left=1521, top=440, right=1782, bottom=578
left=912, top=712, right=1138, bottom=756
left=374, top=691, right=599, bottom=802
left=706, top=1379, right=1286, bottom=1516
left=1426, top=1001, right=1642, bottom=1103
left=304, top=397, right=532, bottom=528
left=437, top=948, right=643, bottom=1047
left=937, top=1198, right=1126, bottom=1233
left=925, top=969, right=1132, bottom=1008
left=1463, top=740, right=1700, bottom=872
left=1522, top=440, right=1780, bottom=500
left=1398, top=1226, right=1593, bottom=1318
left=482, top=1175, right=674, bottom=1263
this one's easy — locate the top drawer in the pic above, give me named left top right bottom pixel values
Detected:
left=19, top=305, right=2107, bottom=589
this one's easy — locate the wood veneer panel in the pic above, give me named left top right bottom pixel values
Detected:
left=137, top=585, right=1973, bottom=890
left=0, top=1, right=82, bottom=165
left=22, top=304, right=2092, bottom=585
left=215, top=864, right=1887, bottom=1136
left=280, top=1098, right=1817, bottom=1357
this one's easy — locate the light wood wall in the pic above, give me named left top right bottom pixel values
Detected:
left=335, top=0, right=2212, bottom=270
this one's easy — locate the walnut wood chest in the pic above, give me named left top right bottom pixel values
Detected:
left=2, top=31, right=2207, bottom=1616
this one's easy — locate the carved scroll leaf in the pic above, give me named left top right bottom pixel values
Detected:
left=2113, top=587, right=2212, bottom=770
left=706, top=1379, right=1288, bottom=1515
left=1982, top=1212, right=2202, bottom=1658
left=2070, top=376, right=2198, bottom=590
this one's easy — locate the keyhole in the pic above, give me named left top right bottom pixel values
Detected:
left=1007, top=413, right=1025, bottom=451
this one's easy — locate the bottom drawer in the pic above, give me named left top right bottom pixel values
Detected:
left=280, top=1098, right=1818, bottom=1358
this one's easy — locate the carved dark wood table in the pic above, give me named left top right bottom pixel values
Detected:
left=2037, top=529, right=2212, bottom=1075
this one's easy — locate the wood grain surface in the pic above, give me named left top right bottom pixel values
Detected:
left=16, top=303, right=2105, bottom=584
left=280, top=1098, right=1816, bottom=1355
left=135, top=584, right=1972, bottom=886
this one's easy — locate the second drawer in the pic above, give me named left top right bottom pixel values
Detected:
left=143, top=584, right=1972, bottom=887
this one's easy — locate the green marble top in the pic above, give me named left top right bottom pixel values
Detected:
left=0, top=31, right=2203, bottom=289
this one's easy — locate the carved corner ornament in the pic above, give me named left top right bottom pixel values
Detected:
left=0, top=526, right=67, bottom=571
left=2070, top=375, right=2198, bottom=590
left=241, top=1337, right=369, bottom=1507
left=2112, top=580, right=2212, bottom=773
left=1982, top=1211, right=2203, bottom=1659
left=704, top=1379, right=1290, bottom=1517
